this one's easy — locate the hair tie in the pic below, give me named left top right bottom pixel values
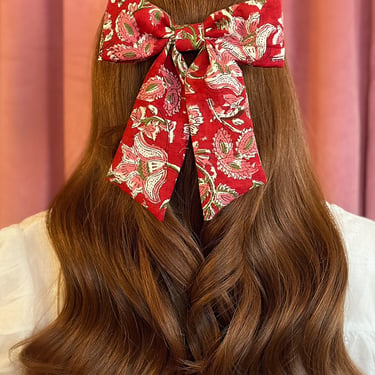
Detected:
left=99, top=0, right=285, bottom=221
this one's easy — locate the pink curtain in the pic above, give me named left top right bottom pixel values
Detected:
left=284, top=0, right=375, bottom=218
left=1, top=0, right=374, bottom=228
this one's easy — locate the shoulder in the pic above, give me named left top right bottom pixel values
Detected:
left=0, top=212, right=60, bottom=373
left=1, top=211, right=52, bottom=257
left=329, top=203, right=375, bottom=283
left=0, top=211, right=59, bottom=297
left=328, top=204, right=375, bottom=375
left=329, top=203, right=375, bottom=252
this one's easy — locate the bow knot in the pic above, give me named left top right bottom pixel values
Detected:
left=172, top=23, right=205, bottom=52
left=99, top=0, right=285, bottom=221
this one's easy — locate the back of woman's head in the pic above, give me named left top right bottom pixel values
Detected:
left=18, top=0, right=363, bottom=374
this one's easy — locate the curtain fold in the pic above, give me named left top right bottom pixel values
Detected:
left=63, top=1, right=105, bottom=174
left=0, top=0, right=64, bottom=228
left=0, top=0, right=374, bottom=228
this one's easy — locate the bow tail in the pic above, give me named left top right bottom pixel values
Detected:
left=186, top=45, right=267, bottom=221
left=107, top=45, right=189, bottom=220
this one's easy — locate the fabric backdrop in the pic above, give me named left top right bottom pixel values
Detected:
left=0, top=0, right=374, bottom=228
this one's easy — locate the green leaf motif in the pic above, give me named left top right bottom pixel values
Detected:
left=245, top=138, right=254, bottom=151
left=124, top=23, right=134, bottom=36
left=217, top=184, right=237, bottom=196
left=229, top=162, right=241, bottom=170
left=220, top=143, right=228, bottom=155
left=154, top=11, right=162, bottom=21
left=124, top=52, right=137, bottom=58
left=146, top=83, right=158, bottom=93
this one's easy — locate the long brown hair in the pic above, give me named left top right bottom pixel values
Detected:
left=18, top=0, right=362, bottom=373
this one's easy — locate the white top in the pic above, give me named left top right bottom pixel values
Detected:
left=0, top=205, right=374, bottom=374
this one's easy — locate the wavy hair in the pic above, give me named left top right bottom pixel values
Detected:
left=18, top=0, right=362, bottom=374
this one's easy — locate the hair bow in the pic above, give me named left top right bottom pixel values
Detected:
left=99, top=0, right=285, bottom=221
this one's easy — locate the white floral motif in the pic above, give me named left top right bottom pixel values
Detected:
left=193, top=138, right=240, bottom=220
left=228, top=14, right=260, bottom=38
left=205, top=45, right=245, bottom=96
left=127, top=2, right=139, bottom=13
left=131, top=106, right=147, bottom=125
left=103, top=12, right=114, bottom=42
left=213, top=4, right=280, bottom=63
left=98, top=12, right=114, bottom=59
left=138, top=75, right=166, bottom=101
left=131, top=106, right=168, bottom=141
left=187, top=105, right=204, bottom=136
left=108, top=134, right=179, bottom=204
left=116, top=10, right=140, bottom=43
left=166, top=120, right=177, bottom=143
left=255, top=24, right=277, bottom=59
left=107, top=34, right=156, bottom=61
left=272, top=22, right=286, bottom=62
left=213, top=128, right=259, bottom=180
left=161, top=66, right=182, bottom=116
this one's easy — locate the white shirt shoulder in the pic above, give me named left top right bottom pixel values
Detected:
left=329, top=204, right=375, bottom=375
left=0, top=212, right=59, bottom=374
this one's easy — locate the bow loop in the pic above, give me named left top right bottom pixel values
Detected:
left=204, top=1, right=285, bottom=65
left=99, top=0, right=285, bottom=221
left=173, top=23, right=205, bottom=52
left=132, top=5, right=171, bottom=39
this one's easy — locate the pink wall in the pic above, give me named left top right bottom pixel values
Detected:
left=1, top=0, right=374, bottom=228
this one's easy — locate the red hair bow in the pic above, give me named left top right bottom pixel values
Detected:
left=99, top=0, right=285, bottom=221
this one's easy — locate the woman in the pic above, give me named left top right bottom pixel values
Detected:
left=1, top=0, right=374, bottom=374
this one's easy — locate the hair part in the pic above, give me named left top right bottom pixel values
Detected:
left=17, top=0, right=362, bottom=374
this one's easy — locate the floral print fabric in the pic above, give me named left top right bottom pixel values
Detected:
left=99, top=0, right=285, bottom=221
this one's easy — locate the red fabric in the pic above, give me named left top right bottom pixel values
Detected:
left=100, top=0, right=285, bottom=221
